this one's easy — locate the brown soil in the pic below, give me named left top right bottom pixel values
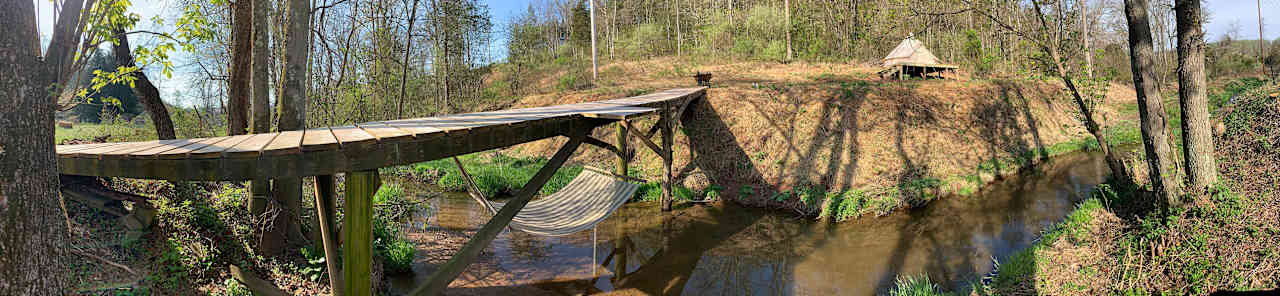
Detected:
left=506, top=57, right=1139, bottom=215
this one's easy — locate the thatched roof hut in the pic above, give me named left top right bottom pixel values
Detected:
left=879, top=36, right=958, bottom=80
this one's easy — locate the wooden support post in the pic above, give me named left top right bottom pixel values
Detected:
left=616, top=121, right=629, bottom=177
left=612, top=233, right=627, bottom=284
left=660, top=108, right=674, bottom=211
left=313, top=175, right=343, bottom=296
left=410, top=129, right=588, bottom=296
left=248, top=178, right=269, bottom=215
left=343, top=171, right=380, bottom=296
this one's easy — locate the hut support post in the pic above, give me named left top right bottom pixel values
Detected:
left=410, top=128, right=588, bottom=296
left=343, top=170, right=380, bottom=296
left=313, top=175, right=343, bottom=296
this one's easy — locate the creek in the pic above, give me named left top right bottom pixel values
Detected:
left=387, top=149, right=1115, bottom=295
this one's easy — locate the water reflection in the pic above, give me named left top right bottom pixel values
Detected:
left=388, top=149, right=1111, bottom=295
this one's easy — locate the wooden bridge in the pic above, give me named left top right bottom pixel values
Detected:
left=54, top=87, right=706, bottom=296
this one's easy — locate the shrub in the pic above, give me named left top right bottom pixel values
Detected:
left=889, top=274, right=952, bottom=296
left=370, top=183, right=417, bottom=274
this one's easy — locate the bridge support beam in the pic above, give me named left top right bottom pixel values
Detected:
left=313, top=175, right=343, bottom=295
left=661, top=107, right=674, bottom=211
left=343, top=170, right=380, bottom=296
left=616, top=121, right=629, bottom=177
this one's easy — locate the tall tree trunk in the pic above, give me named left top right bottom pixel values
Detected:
left=1175, top=0, right=1216, bottom=192
left=269, top=0, right=312, bottom=255
left=247, top=0, right=273, bottom=232
left=0, top=0, right=72, bottom=293
left=784, top=0, right=792, bottom=60
left=252, top=0, right=272, bottom=134
left=1125, top=0, right=1183, bottom=206
left=1080, top=0, right=1094, bottom=78
left=1022, top=2, right=1131, bottom=185
left=398, top=0, right=421, bottom=118
left=112, top=29, right=176, bottom=140
left=675, top=0, right=681, bottom=56
left=228, top=0, right=254, bottom=136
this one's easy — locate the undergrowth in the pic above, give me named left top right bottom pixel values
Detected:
left=371, top=183, right=416, bottom=274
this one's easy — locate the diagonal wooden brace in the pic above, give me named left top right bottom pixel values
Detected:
left=623, top=120, right=666, bottom=161
left=410, top=126, right=591, bottom=296
left=582, top=135, right=621, bottom=158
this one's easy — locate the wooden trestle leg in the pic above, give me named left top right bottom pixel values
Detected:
left=660, top=108, right=674, bottom=211
left=343, top=170, right=380, bottom=296
left=313, top=175, right=343, bottom=295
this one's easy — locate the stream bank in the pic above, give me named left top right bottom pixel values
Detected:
left=383, top=148, right=1118, bottom=295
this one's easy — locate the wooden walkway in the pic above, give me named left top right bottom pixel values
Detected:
left=55, top=87, right=706, bottom=296
left=56, top=88, right=702, bottom=181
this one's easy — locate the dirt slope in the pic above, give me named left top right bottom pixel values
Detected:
left=504, top=58, right=1138, bottom=216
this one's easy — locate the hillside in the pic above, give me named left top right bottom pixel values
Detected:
left=500, top=58, right=1140, bottom=218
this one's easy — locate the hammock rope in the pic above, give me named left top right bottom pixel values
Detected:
left=451, top=156, right=640, bottom=237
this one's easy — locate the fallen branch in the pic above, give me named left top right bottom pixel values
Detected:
left=71, top=248, right=137, bottom=275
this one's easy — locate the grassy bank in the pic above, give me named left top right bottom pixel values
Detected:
left=887, top=79, right=1280, bottom=295
left=510, top=58, right=1143, bottom=221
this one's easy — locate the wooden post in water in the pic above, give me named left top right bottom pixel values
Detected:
left=660, top=108, right=674, bottom=211
left=343, top=171, right=380, bottom=296
left=616, top=121, right=629, bottom=177
left=313, top=175, right=343, bottom=295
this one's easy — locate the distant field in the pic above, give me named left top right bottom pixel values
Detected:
left=54, top=123, right=157, bottom=144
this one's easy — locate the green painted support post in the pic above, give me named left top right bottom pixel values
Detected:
left=343, top=171, right=380, bottom=296
left=313, top=175, right=343, bottom=295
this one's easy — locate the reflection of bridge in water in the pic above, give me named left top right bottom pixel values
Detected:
left=54, top=87, right=705, bottom=296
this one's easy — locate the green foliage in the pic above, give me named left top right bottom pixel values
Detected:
left=826, top=188, right=902, bottom=221
left=72, top=52, right=143, bottom=123
left=298, top=247, right=328, bottom=282
left=621, top=23, right=668, bottom=58
left=217, top=278, right=252, bottom=296
left=963, top=29, right=997, bottom=75
left=370, top=184, right=417, bottom=274
left=1209, top=77, right=1266, bottom=112
left=568, top=0, right=591, bottom=49
left=889, top=274, right=952, bottom=296
left=149, top=183, right=254, bottom=289
left=556, top=71, right=591, bottom=91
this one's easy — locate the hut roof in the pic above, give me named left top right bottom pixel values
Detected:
left=882, top=37, right=945, bottom=67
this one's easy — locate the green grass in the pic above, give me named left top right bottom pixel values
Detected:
left=410, top=152, right=584, bottom=197
left=889, top=274, right=953, bottom=296
left=988, top=196, right=1106, bottom=291
left=370, top=183, right=416, bottom=274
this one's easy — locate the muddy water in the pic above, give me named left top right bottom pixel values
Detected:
left=387, top=149, right=1113, bottom=295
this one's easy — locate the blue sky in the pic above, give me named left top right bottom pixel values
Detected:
left=32, top=0, right=1278, bottom=106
